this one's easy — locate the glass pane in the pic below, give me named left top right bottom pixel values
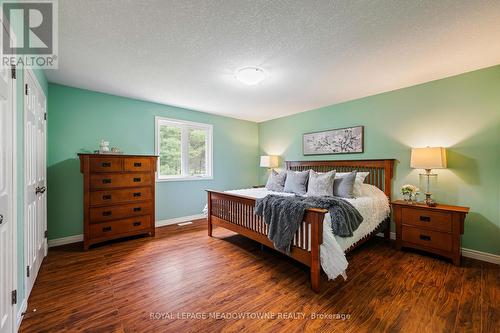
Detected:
left=188, top=128, right=206, bottom=176
left=159, top=125, right=182, bottom=176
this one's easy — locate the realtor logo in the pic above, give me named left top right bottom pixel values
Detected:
left=1, top=0, right=58, bottom=68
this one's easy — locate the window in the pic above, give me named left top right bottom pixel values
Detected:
left=155, top=117, right=213, bottom=181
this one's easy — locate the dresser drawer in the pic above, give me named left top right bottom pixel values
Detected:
left=90, top=187, right=152, bottom=206
left=90, top=173, right=152, bottom=189
left=89, top=157, right=123, bottom=173
left=401, top=207, right=452, bottom=232
left=124, top=157, right=151, bottom=172
left=90, top=202, right=152, bottom=223
left=90, top=215, right=152, bottom=239
left=402, top=225, right=452, bottom=252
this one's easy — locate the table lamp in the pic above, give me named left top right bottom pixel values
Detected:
left=410, top=147, right=447, bottom=206
left=260, top=155, right=279, bottom=170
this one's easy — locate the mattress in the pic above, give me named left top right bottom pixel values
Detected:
left=208, top=184, right=390, bottom=280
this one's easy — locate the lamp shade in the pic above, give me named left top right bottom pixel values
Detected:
left=410, top=147, right=447, bottom=169
left=260, top=155, right=279, bottom=168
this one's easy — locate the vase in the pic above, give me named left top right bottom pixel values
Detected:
left=404, top=193, right=415, bottom=204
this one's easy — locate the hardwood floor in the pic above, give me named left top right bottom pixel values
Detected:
left=20, top=219, right=499, bottom=333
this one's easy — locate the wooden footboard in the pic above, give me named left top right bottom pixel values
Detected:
left=207, top=190, right=327, bottom=292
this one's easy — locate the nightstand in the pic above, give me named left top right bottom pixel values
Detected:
left=391, top=200, right=469, bottom=265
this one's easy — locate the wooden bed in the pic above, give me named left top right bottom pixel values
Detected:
left=206, top=159, right=395, bottom=292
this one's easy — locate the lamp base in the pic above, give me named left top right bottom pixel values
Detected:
left=425, top=193, right=437, bottom=207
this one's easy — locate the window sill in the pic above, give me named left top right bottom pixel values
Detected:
left=156, top=176, right=214, bottom=182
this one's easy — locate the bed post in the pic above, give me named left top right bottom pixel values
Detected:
left=310, top=212, right=323, bottom=293
left=383, top=160, right=394, bottom=241
left=207, top=191, right=213, bottom=237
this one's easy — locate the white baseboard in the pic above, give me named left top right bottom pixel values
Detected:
left=461, top=247, right=500, bottom=265
left=48, top=234, right=83, bottom=248
left=16, top=298, right=27, bottom=332
left=383, top=231, right=499, bottom=265
left=47, top=214, right=207, bottom=247
left=155, top=214, right=206, bottom=227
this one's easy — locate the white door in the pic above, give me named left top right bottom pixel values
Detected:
left=0, top=26, right=16, bottom=333
left=24, top=69, right=47, bottom=298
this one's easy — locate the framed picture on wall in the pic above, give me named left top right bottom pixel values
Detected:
left=303, top=126, right=364, bottom=155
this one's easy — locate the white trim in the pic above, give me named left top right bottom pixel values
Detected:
left=155, top=116, right=213, bottom=181
left=11, top=59, right=18, bottom=332
left=155, top=214, right=206, bottom=227
left=16, top=298, right=27, bottom=331
left=48, top=234, right=84, bottom=248
left=461, top=248, right=500, bottom=265
left=382, top=231, right=499, bottom=265
left=47, top=214, right=207, bottom=247
left=156, top=176, right=214, bottom=182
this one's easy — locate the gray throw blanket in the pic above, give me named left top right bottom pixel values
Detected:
left=254, top=195, right=363, bottom=254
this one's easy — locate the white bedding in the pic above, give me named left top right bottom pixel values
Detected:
left=205, top=184, right=390, bottom=280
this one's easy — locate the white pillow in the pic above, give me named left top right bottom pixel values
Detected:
left=335, top=171, right=369, bottom=197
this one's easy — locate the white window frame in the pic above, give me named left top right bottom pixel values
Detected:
left=155, top=116, right=213, bottom=181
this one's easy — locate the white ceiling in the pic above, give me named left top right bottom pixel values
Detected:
left=46, top=0, right=500, bottom=122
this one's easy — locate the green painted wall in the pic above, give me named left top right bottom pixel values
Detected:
left=259, top=65, right=500, bottom=255
left=47, top=83, right=259, bottom=240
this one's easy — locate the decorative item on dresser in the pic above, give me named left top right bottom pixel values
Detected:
left=79, top=153, right=158, bottom=250
left=391, top=200, right=469, bottom=265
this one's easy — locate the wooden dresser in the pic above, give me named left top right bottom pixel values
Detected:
left=391, top=200, right=469, bottom=265
left=79, top=153, right=158, bottom=250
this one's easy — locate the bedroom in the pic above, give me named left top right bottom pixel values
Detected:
left=0, top=0, right=499, bottom=332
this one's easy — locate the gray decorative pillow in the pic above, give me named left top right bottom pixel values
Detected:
left=307, top=170, right=336, bottom=197
left=284, top=170, right=309, bottom=195
left=265, top=170, right=287, bottom=192
left=333, top=171, right=357, bottom=198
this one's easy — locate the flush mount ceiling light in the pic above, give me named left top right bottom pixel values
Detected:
left=235, top=66, right=267, bottom=85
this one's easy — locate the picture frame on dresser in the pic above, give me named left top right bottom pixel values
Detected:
left=79, top=153, right=158, bottom=250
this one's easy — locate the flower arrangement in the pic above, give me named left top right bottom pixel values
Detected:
left=401, top=184, right=419, bottom=203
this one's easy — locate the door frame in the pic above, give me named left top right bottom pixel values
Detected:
left=23, top=67, right=47, bottom=302
left=11, top=66, right=18, bottom=332
left=1, top=16, right=18, bottom=332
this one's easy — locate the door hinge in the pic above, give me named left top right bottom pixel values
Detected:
left=11, top=65, right=16, bottom=79
left=27, top=265, right=30, bottom=277
left=44, top=230, right=48, bottom=238
left=44, top=112, right=47, bottom=120
left=25, top=84, right=28, bottom=95
left=11, top=290, right=17, bottom=305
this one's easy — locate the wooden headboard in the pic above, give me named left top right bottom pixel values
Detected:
left=286, top=159, right=395, bottom=198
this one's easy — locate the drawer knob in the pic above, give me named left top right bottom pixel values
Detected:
left=133, top=177, right=141, bottom=182
left=102, top=179, right=112, bottom=184
left=102, top=226, right=112, bottom=232
left=133, top=192, right=141, bottom=197
left=102, top=194, right=112, bottom=200
left=134, top=162, right=142, bottom=167
left=419, top=234, right=431, bottom=241
left=420, top=216, right=431, bottom=222
left=133, top=207, right=142, bottom=212
left=102, top=211, right=112, bottom=216
left=101, top=162, right=111, bottom=167
left=133, top=221, right=142, bottom=226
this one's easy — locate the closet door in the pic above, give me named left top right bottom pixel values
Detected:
left=0, top=25, right=15, bottom=333
left=24, top=69, right=47, bottom=298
